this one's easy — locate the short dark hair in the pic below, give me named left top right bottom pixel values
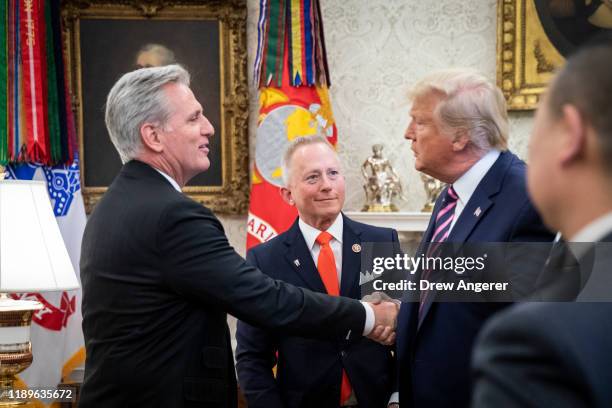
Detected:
left=548, top=34, right=612, bottom=173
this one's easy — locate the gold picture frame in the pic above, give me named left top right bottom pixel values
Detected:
left=497, top=0, right=565, bottom=110
left=62, top=0, right=249, bottom=213
left=498, top=0, right=611, bottom=110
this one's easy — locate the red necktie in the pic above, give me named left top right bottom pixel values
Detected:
left=316, top=231, right=352, bottom=404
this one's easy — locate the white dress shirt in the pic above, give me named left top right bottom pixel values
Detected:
left=298, top=215, right=375, bottom=336
left=449, top=149, right=500, bottom=232
left=569, top=211, right=612, bottom=259
left=154, top=168, right=181, bottom=192
left=299, top=214, right=344, bottom=284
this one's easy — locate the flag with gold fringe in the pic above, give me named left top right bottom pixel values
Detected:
left=247, top=0, right=337, bottom=249
left=2, top=1, right=84, bottom=406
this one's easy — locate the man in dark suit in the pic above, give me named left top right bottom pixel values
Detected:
left=472, top=37, right=612, bottom=408
left=79, top=65, right=399, bottom=408
left=395, top=69, right=554, bottom=408
left=236, top=136, right=398, bottom=408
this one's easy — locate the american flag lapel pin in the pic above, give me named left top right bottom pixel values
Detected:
left=474, top=207, right=482, bottom=217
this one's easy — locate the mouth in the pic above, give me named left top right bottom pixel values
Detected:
left=315, top=197, right=337, bottom=202
left=198, top=142, right=210, bottom=154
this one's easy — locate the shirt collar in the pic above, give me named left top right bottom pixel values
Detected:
left=571, top=211, right=612, bottom=243
left=154, top=168, right=182, bottom=192
left=452, top=149, right=500, bottom=205
left=299, top=214, right=344, bottom=250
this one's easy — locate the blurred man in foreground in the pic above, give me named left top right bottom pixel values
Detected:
left=472, top=36, right=612, bottom=408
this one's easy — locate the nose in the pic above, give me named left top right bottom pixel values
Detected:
left=404, top=120, right=415, bottom=141
left=201, top=115, right=215, bottom=138
left=320, top=174, right=332, bottom=191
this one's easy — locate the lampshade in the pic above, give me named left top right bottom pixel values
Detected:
left=0, top=180, right=79, bottom=292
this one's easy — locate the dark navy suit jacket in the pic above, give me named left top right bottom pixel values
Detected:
left=472, top=232, right=612, bottom=408
left=236, top=214, right=399, bottom=408
left=396, top=151, right=554, bottom=408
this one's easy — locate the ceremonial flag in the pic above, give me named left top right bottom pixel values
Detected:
left=1, top=1, right=82, bottom=406
left=1, top=0, right=76, bottom=166
left=247, top=0, right=337, bottom=249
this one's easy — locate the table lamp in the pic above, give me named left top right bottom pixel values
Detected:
left=0, top=176, right=80, bottom=406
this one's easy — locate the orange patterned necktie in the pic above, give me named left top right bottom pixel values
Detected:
left=316, top=231, right=352, bottom=404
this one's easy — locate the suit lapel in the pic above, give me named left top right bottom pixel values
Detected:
left=415, top=191, right=447, bottom=330
left=283, top=220, right=327, bottom=293
left=418, top=152, right=514, bottom=329
left=411, top=189, right=446, bottom=330
left=447, top=189, right=493, bottom=243
left=417, top=193, right=445, bottom=255
left=340, top=215, right=362, bottom=297
left=447, top=152, right=512, bottom=242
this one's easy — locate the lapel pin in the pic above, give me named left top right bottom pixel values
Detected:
left=352, top=244, right=362, bottom=253
left=474, top=207, right=482, bottom=217
left=293, top=259, right=300, bottom=267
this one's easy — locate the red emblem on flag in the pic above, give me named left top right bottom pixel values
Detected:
left=11, top=292, right=76, bottom=331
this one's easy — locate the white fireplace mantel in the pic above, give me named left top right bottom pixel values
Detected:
left=343, top=211, right=431, bottom=232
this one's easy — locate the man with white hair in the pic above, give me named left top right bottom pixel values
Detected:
left=79, top=65, right=399, bottom=408
left=236, top=136, right=399, bottom=408
left=394, top=69, right=553, bottom=407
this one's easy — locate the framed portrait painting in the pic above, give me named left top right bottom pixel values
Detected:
left=62, top=0, right=249, bottom=213
left=497, top=0, right=611, bottom=110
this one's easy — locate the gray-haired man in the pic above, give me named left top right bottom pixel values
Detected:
left=79, top=65, right=398, bottom=408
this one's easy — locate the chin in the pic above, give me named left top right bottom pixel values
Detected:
left=321, top=208, right=341, bottom=219
left=199, top=159, right=211, bottom=172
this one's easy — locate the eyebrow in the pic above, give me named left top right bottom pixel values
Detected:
left=304, top=167, right=340, bottom=175
left=189, top=109, right=202, bottom=118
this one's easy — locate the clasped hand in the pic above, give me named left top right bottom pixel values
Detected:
left=364, top=292, right=400, bottom=346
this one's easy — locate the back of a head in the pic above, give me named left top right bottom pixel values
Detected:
left=548, top=34, right=612, bottom=173
left=105, top=64, right=190, bottom=163
left=410, top=68, right=509, bottom=152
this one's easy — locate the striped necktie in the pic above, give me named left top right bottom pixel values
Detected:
left=419, top=186, right=459, bottom=316
left=431, top=185, right=459, bottom=244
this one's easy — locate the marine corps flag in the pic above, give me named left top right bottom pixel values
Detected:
left=247, top=0, right=337, bottom=249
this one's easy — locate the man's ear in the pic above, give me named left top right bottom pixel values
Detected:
left=280, top=187, right=294, bottom=206
left=140, top=123, right=164, bottom=153
left=559, top=104, right=587, bottom=167
left=451, top=128, right=470, bottom=152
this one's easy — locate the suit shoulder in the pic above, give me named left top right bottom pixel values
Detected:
left=151, top=193, right=224, bottom=240
left=344, top=217, right=397, bottom=241
left=251, top=229, right=290, bottom=252
left=477, top=302, right=589, bottom=350
left=247, top=229, right=290, bottom=260
left=499, top=154, right=528, bottom=192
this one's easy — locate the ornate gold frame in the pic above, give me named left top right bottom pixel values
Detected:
left=497, top=0, right=565, bottom=110
left=62, top=0, right=249, bottom=213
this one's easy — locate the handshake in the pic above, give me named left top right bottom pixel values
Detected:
left=363, top=292, right=401, bottom=346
